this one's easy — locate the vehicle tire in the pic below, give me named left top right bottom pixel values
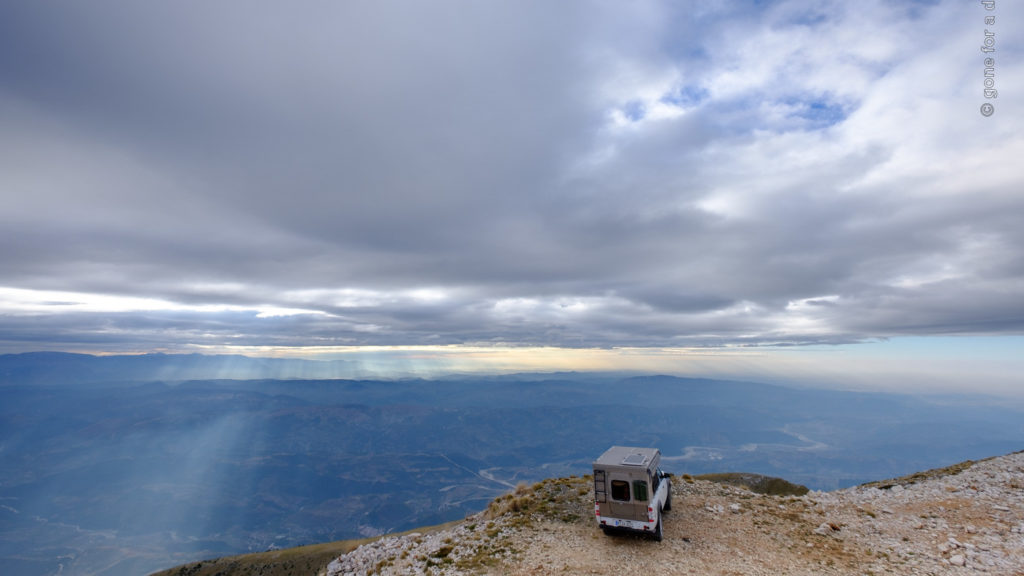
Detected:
left=664, top=486, right=672, bottom=512
left=653, top=511, right=663, bottom=542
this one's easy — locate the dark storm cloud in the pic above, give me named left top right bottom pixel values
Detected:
left=1, top=0, right=1023, bottom=352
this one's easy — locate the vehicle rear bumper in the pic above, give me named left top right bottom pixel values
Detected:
left=596, top=515, right=656, bottom=532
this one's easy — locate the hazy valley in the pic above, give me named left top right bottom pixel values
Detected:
left=2, top=353, right=1023, bottom=575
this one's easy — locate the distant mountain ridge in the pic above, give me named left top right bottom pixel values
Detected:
left=0, top=351, right=359, bottom=384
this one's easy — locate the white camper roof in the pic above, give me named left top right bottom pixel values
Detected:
left=594, top=445, right=660, bottom=468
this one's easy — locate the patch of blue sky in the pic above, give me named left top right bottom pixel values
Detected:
left=786, top=96, right=849, bottom=129
left=621, top=99, right=646, bottom=122
left=779, top=10, right=828, bottom=28
left=738, top=0, right=774, bottom=12
left=901, top=0, right=942, bottom=20
left=696, top=92, right=850, bottom=136
left=845, top=335, right=1024, bottom=361
left=660, top=84, right=709, bottom=108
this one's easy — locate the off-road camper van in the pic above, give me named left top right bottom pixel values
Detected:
left=592, top=445, right=672, bottom=541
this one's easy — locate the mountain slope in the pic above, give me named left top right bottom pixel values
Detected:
left=155, top=450, right=1024, bottom=575
left=323, top=451, right=1024, bottom=575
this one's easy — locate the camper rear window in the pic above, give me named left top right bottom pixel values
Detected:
left=611, top=479, right=630, bottom=501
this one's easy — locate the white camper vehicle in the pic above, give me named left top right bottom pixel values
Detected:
left=592, top=445, right=672, bottom=541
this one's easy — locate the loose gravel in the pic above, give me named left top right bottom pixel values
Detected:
left=325, top=451, right=1024, bottom=576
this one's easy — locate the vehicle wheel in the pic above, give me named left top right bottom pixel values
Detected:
left=653, top=512, right=663, bottom=542
left=664, top=486, right=672, bottom=512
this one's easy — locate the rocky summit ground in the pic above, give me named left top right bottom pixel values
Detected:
left=323, top=451, right=1024, bottom=576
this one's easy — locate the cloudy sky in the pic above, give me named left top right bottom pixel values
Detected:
left=1, top=1, right=1022, bottom=390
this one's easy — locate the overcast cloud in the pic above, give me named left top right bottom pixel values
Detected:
left=1, top=0, right=1022, bottom=354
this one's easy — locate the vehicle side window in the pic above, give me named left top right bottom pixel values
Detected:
left=611, top=479, right=630, bottom=501
left=633, top=480, right=648, bottom=501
